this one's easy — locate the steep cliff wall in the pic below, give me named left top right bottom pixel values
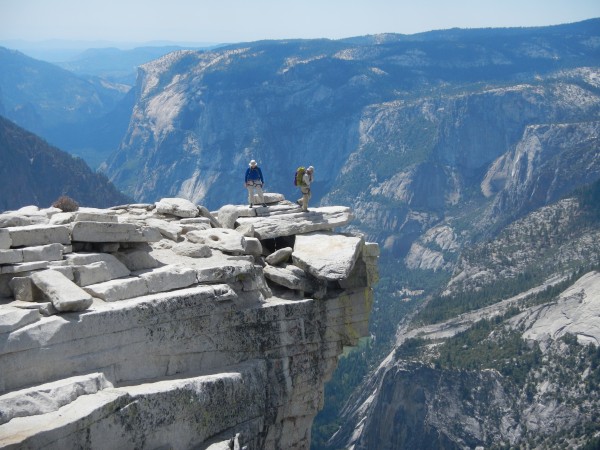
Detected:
left=329, top=184, right=600, bottom=449
left=0, top=194, right=377, bottom=449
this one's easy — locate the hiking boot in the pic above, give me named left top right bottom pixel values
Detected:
left=262, top=203, right=267, bottom=207
left=249, top=204, right=253, bottom=208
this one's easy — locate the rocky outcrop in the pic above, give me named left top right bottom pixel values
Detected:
left=0, top=195, right=377, bottom=449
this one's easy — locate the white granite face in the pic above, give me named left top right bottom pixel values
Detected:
left=265, top=247, right=293, bottom=266
left=293, top=232, right=364, bottom=281
left=236, top=206, right=354, bottom=240
left=520, top=271, right=600, bottom=347
left=0, top=195, right=379, bottom=450
left=0, top=229, right=11, bottom=250
left=30, top=270, right=93, bottom=312
left=154, top=197, right=200, bottom=218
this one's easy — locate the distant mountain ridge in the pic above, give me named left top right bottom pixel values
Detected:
left=0, top=115, right=132, bottom=211
left=56, top=45, right=222, bottom=85
left=0, top=46, right=131, bottom=168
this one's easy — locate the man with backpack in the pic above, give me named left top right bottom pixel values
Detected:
left=295, top=165, right=314, bottom=212
left=245, top=159, right=266, bottom=208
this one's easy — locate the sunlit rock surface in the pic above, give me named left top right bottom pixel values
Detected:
left=0, top=195, right=377, bottom=450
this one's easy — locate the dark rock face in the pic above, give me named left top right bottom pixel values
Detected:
left=0, top=115, right=132, bottom=211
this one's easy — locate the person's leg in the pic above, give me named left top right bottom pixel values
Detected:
left=301, top=188, right=309, bottom=211
left=247, top=185, right=254, bottom=207
left=256, top=185, right=265, bottom=205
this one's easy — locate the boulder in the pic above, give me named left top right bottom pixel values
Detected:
left=195, top=259, right=256, bottom=284
left=47, top=265, right=75, bottom=281
left=263, top=264, right=316, bottom=293
left=155, top=198, right=199, bottom=218
left=0, top=229, right=11, bottom=249
left=9, top=277, right=45, bottom=302
left=0, top=373, right=112, bottom=426
left=187, top=228, right=246, bottom=255
left=7, top=225, right=71, bottom=247
left=1, top=261, right=49, bottom=275
left=64, top=253, right=131, bottom=279
left=265, top=247, right=293, bottom=266
left=145, top=218, right=182, bottom=241
left=236, top=206, right=353, bottom=240
left=94, top=243, right=120, bottom=253
left=30, top=270, right=93, bottom=312
left=262, top=192, right=285, bottom=204
left=71, top=221, right=161, bottom=243
left=49, top=212, right=76, bottom=225
left=180, top=217, right=212, bottom=225
left=0, top=249, right=23, bottom=265
left=72, top=262, right=117, bottom=287
left=113, top=245, right=160, bottom=271
left=243, top=237, right=263, bottom=257
left=0, top=214, right=36, bottom=228
left=15, top=206, right=40, bottom=215
left=137, top=265, right=198, bottom=294
left=292, top=232, right=363, bottom=281
left=217, top=205, right=240, bottom=229
left=172, top=242, right=212, bottom=258
left=39, top=302, right=59, bottom=317
left=0, top=307, right=40, bottom=334
left=235, top=222, right=255, bottom=237
left=198, top=206, right=221, bottom=228
left=364, top=242, right=380, bottom=258
left=83, top=277, right=149, bottom=302
left=236, top=201, right=299, bottom=219
left=180, top=223, right=212, bottom=234
left=21, top=243, right=64, bottom=263
left=74, top=212, right=119, bottom=223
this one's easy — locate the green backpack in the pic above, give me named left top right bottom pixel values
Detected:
left=294, top=166, right=306, bottom=186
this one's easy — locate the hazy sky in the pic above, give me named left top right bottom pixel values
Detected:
left=1, top=0, right=599, bottom=46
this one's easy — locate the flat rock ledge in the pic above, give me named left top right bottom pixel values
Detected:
left=0, top=194, right=378, bottom=450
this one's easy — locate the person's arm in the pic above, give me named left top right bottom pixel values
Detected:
left=258, top=168, right=264, bottom=184
left=245, top=168, right=250, bottom=184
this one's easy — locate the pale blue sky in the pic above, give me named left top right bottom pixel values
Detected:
left=0, top=0, right=599, bottom=46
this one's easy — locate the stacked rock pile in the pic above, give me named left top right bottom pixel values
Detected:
left=1, top=198, right=214, bottom=315
left=0, top=194, right=379, bottom=450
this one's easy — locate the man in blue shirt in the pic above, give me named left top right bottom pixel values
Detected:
left=245, top=159, right=266, bottom=208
